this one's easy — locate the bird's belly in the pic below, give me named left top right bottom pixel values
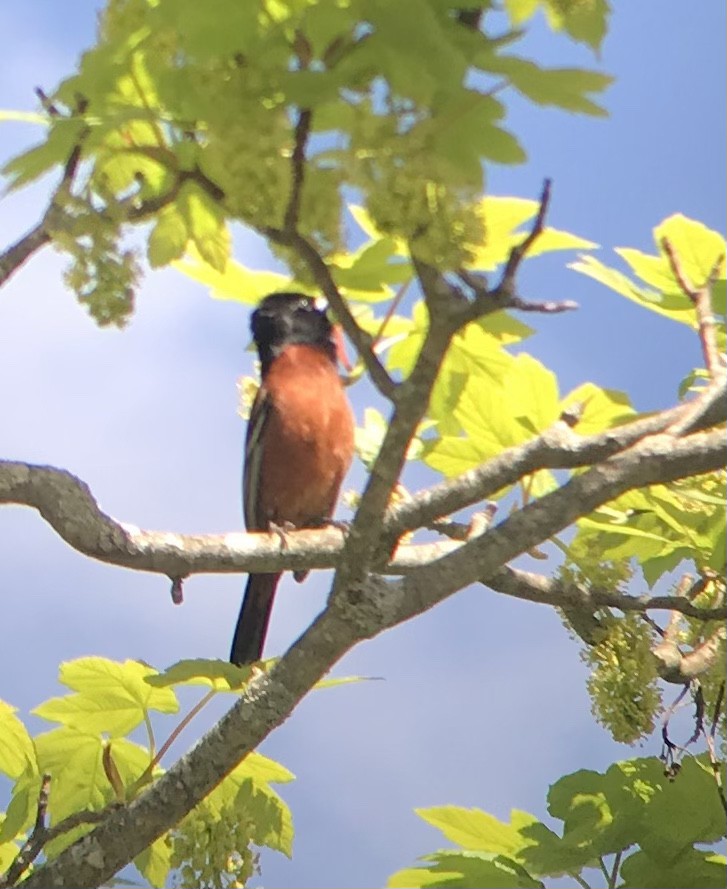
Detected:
left=258, top=383, right=353, bottom=527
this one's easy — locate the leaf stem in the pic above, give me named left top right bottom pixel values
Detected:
left=131, top=689, right=217, bottom=794
left=143, top=708, right=156, bottom=760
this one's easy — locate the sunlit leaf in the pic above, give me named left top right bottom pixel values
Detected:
left=560, top=382, right=634, bottom=434
left=571, top=215, right=726, bottom=335
left=0, top=109, right=49, bottom=125
left=2, top=118, right=87, bottom=189
left=32, top=729, right=149, bottom=825
left=0, top=835, right=20, bottom=873
left=33, top=658, right=178, bottom=737
left=417, top=806, right=538, bottom=855
left=203, top=751, right=295, bottom=858
left=174, top=248, right=294, bottom=304
left=147, top=203, right=188, bottom=267
left=619, top=848, right=726, bottom=889
left=542, top=0, right=611, bottom=51
left=0, top=701, right=37, bottom=780
left=177, top=181, right=230, bottom=273
left=145, top=658, right=258, bottom=691
left=468, top=196, right=596, bottom=270
left=134, top=836, right=172, bottom=889
left=485, top=56, right=612, bottom=115
left=389, top=849, right=540, bottom=888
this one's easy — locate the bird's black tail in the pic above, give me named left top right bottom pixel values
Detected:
left=230, top=573, right=280, bottom=665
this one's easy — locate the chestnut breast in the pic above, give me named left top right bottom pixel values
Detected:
left=256, top=345, right=354, bottom=528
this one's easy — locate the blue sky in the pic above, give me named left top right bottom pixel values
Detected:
left=0, top=4, right=724, bottom=888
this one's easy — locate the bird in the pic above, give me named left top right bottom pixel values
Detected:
left=230, top=292, right=355, bottom=665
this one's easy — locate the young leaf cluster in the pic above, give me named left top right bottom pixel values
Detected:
left=388, top=756, right=727, bottom=889
left=0, top=657, right=298, bottom=888
left=2, top=0, right=611, bottom=322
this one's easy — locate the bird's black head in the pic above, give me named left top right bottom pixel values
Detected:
left=251, top=292, right=336, bottom=374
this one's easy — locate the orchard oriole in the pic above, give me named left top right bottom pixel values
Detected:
left=230, top=292, right=355, bottom=665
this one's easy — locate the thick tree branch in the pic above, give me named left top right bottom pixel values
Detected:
left=0, top=460, right=352, bottom=576
left=0, top=97, right=89, bottom=288
left=2, top=376, right=724, bottom=585
left=381, top=428, right=726, bottom=631
left=666, top=376, right=727, bottom=436
left=0, top=779, right=116, bottom=889
left=0, top=222, right=52, bottom=287
left=19, top=425, right=726, bottom=889
left=344, top=181, right=564, bottom=587
left=485, top=566, right=726, bottom=624
left=2, top=458, right=725, bottom=627
left=385, top=375, right=727, bottom=537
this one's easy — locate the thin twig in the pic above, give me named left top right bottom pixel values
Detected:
left=269, top=104, right=398, bottom=398
left=641, top=612, right=665, bottom=638
left=455, top=181, right=577, bottom=319
left=277, top=105, right=394, bottom=395
left=34, top=86, right=60, bottom=117
left=1, top=117, right=223, bottom=289
left=1, top=802, right=124, bottom=886
left=58, top=95, right=88, bottom=186
left=266, top=227, right=397, bottom=398
left=686, top=573, right=712, bottom=602
left=662, top=236, right=724, bottom=378
left=507, top=294, right=578, bottom=313
left=486, top=565, right=727, bottom=622
left=0, top=223, right=51, bottom=287
left=0, top=773, right=51, bottom=887
left=568, top=870, right=592, bottom=889
left=597, top=858, right=611, bottom=885
left=1, top=96, right=88, bottom=288
left=128, top=56, right=167, bottom=149
left=686, top=685, right=705, bottom=747
left=497, top=178, right=551, bottom=293
left=284, top=109, right=312, bottom=233
left=661, top=684, right=690, bottom=767
left=608, top=851, right=623, bottom=889
left=44, top=807, right=114, bottom=844
left=34, top=774, right=51, bottom=833
left=143, top=710, right=156, bottom=761
left=126, top=168, right=224, bottom=222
